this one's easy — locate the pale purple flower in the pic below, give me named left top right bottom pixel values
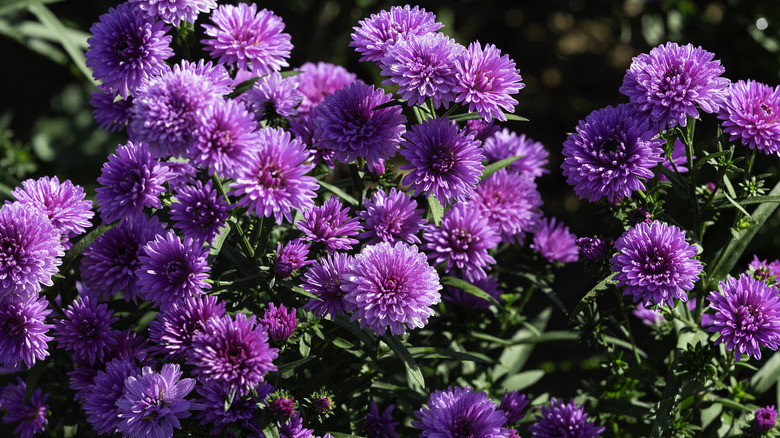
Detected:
left=483, top=129, right=549, bottom=178
left=148, top=294, right=226, bottom=360
left=298, top=196, right=362, bottom=253
left=365, top=401, right=400, bottom=438
left=0, top=294, right=52, bottom=368
left=350, top=5, right=443, bottom=63
left=295, top=62, right=358, bottom=115
left=718, top=79, right=780, bottom=155
left=170, top=179, right=229, bottom=245
left=54, top=296, right=119, bottom=365
left=531, top=217, right=579, bottom=264
left=262, top=303, right=298, bottom=341
left=244, top=71, right=302, bottom=119
left=412, top=385, right=508, bottom=438
left=83, top=358, right=140, bottom=435
left=454, top=42, right=524, bottom=121
left=633, top=303, right=664, bottom=326
left=128, top=0, right=216, bottom=26
left=0, top=378, right=49, bottom=438
left=359, top=187, right=427, bottom=245
left=529, top=398, right=604, bottom=438
left=469, top=169, right=542, bottom=243
left=302, top=252, right=351, bottom=319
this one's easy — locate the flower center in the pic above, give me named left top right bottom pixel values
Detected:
left=186, top=201, right=218, bottom=228
left=163, top=259, right=187, bottom=283
left=644, top=254, right=667, bottom=274
left=451, top=228, right=473, bottom=251
left=259, top=164, right=284, bottom=189
left=736, top=304, right=765, bottom=335
left=450, top=417, right=476, bottom=438
left=598, top=138, right=626, bottom=163
left=761, top=102, right=774, bottom=116
left=431, top=150, right=455, bottom=174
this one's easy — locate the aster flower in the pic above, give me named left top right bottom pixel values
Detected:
left=707, top=274, right=780, bottom=361
left=577, top=237, right=608, bottom=262
left=194, top=381, right=259, bottom=434
left=342, top=241, right=441, bottom=336
left=0, top=378, right=49, bottom=438
left=128, top=0, right=216, bottom=26
left=500, top=391, right=529, bottom=424
left=718, top=79, right=780, bottom=155
left=189, top=313, right=278, bottom=395
left=400, top=117, right=485, bottom=206
left=116, top=363, right=195, bottom=438
left=0, top=202, right=64, bottom=300
left=244, top=71, right=302, bottom=119
left=298, top=196, right=362, bottom=253
left=90, top=88, right=134, bottom=133
left=175, top=59, right=234, bottom=92
left=469, top=169, right=542, bottom=243
left=561, top=104, right=665, bottom=203
left=633, top=303, right=664, bottom=326
left=611, top=220, right=702, bottom=307
left=350, top=5, right=443, bottom=63
left=54, top=296, right=119, bottom=365
left=0, top=294, right=52, bottom=368
left=748, top=254, right=780, bottom=286
left=531, top=217, right=579, bottom=264
left=295, top=62, right=358, bottom=115
left=170, top=180, right=229, bottom=245
left=454, top=42, right=524, bottom=121
left=202, top=3, right=292, bottom=74
left=301, top=252, right=351, bottom=319
left=230, top=127, right=319, bottom=225
left=423, top=202, right=500, bottom=282
left=755, top=405, right=778, bottom=433
left=466, top=118, right=501, bottom=142
left=275, top=239, right=312, bottom=279
left=262, top=303, right=299, bottom=341
left=149, top=294, right=226, bottom=360
left=313, top=82, right=406, bottom=164
left=659, top=138, right=692, bottom=181
left=620, top=41, right=729, bottom=130
left=365, top=402, right=400, bottom=438
left=482, top=129, right=549, bottom=178
left=412, top=385, right=508, bottom=438
left=269, top=392, right=297, bottom=420
left=445, top=275, right=503, bottom=310
left=529, top=398, right=604, bottom=438
left=83, top=358, right=141, bottom=435
left=86, top=3, right=173, bottom=98
left=279, top=415, right=314, bottom=438
left=359, top=188, right=427, bottom=245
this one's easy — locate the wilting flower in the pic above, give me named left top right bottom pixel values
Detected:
left=365, top=401, right=400, bottom=438
left=718, top=79, right=780, bottom=155
left=531, top=217, right=579, bottom=264
left=755, top=405, right=778, bottom=433
left=359, top=188, right=427, bottom=245
left=128, top=0, right=216, bottom=27
left=469, top=169, right=542, bottom=243
left=54, top=296, right=118, bottom=365
left=454, top=42, right=524, bottom=121
left=413, top=386, right=508, bottom=438
left=529, top=398, right=604, bottom=438
left=83, top=358, right=141, bottom=435
left=169, top=180, right=229, bottom=245
left=0, top=378, right=49, bottom=438
left=298, top=196, right=362, bottom=253
left=482, top=129, right=549, bottom=178
left=148, top=294, right=226, bottom=360
left=302, top=252, right=351, bottom=319
left=350, top=5, right=443, bottom=63
left=295, top=62, right=358, bottom=115
left=0, top=294, right=52, bottom=368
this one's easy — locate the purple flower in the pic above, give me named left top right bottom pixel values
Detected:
left=194, top=381, right=259, bottom=434
left=313, top=82, right=406, bottom=164
left=342, top=241, right=441, bottom=336
left=466, top=118, right=501, bottom=142
left=707, top=274, right=780, bottom=361
left=176, top=58, right=234, bottom=92
left=350, top=5, right=443, bottom=63
left=116, top=363, right=195, bottom=438
left=500, top=390, right=529, bottom=424
left=561, top=104, right=665, bottom=203
left=445, top=275, right=503, bottom=310
left=749, top=254, right=780, bottom=285
left=423, top=202, right=500, bottom=282
left=230, top=127, right=318, bottom=225
left=269, top=393, right=297, bottom=420
left=295, top=62, right=358, bottom=115
left=577, top=237, right=608, bottom=263
left=148, top=294, right=226, bottom=360
left=298, top=197, right=362, bottom=253
left=0, top=378, right=49, bottom=438
left=275, top=239, right=312, bottom=279
left=0, top=294, right=52, bottom=368
left=170, top=180, right=229, bottom=245
left=483, top=129, right=549, bottom=178
left=128, top=0, right=216, bottom=26
left=190, top=98, right=260, bottom=178
left=620, top=42, right=729, bottom=131
left=755, top=405, right=778, bottom=433
left=632, top=303, right=664, bottom=326
left=611, top=220, right=702, bottom=307
left=244, top=71, right=302, bottom=119
left=718, top=79, right=780, bottom=155
left=301, top=252, right=351, bottom=319
left=400, top=117, right=484, bottom=206
left=529, top=398, right=604, bottom=438
left=412, top=385, right=508, bottom=438
left=54, top=296, right=119, bottom=365
left=279, top=415, right=314, bottom=438
left=0, top=202, right=64, bottom=300
left=189, top=313, right=278, bottom=395
left=454, top=42, right=524, bottom=121
left=262, top=302, right=299, bottom=341
left=86, top=3, right=173, bottom=98
left=137, top=230, right=211, bottom=311
left=658, top=138, right=692, bottom=181
left=469, top=169, right=542, bottom=243
left=365, top=401, right=400, bottom=438
left=83, top=358, right=141, bottom=435
left=531, top=217, right=579, bottom=264
left=90, top=88, right=135, bottom=133
left=359, top=187, right=427, bottom=245
left=202, top=3, right=292, bottom=74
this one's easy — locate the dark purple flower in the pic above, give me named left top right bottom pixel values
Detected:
left=343, top=241, right=441, bottom=336
left=350, top=5, right=443, bottom=63
left=718, top=79, right=780, bottom=155
left=190, top=98, right=260, bottom=178
left=413, top=385, right=508, bottom=438
left=0, top=377, right=49, bottom=438
left=483, top=129, right=549, bottom=178
left=262, top=303, right=298, bottom=341
left=295, top=62, right=358, bottom=115
left=749, top=254, right=780, bottom=285
left=611, top=220, right=702, bottom=307
left=465, top=118, right=501, bottom=142
left=0, top=294, right=52, bottom=368
left=269, top=392, right=297, bottom=420
left=620, top=42, right=729, bottom=131
left=298, top=197, right=362, bottom=253
left=194, top=381, right=259, bottom=434
left=445, top=275, right=503, bottom=310
left=500, top=390, right=529, bottom=424
left=400, top=117, right=484, bottom=206
left=83, top=358, right=141, bottom=435
left=90, top=88, right=134, bottom=133
left=314, top=394, right=333, bottom=414
left=86, top=3, right=173, bottom=98
left=529, top=398, right=604, bottom=438
left=561, top=104, right=665, bottom=203
left=275, top=239, right=312, bottom=279
left=365, top=401, right=400, bottom=438
left=454, top=42, right=524, bottom=121
left=148, top=294, right=226, bottom=360
left=707, top=274, right=780, bottom=361
left=170, top=179, right=230, bottom=245
left=279, top=415, right=314, bottom=438
left=54, top=296, right=118, bottom=365
left=577, top=237, right=608, bottom=263
left=531, top=217, right=579, bottom=264
left=755, top=405, right=778, bottom=433
left=469, top=169, right=542, bottom=243
left=244, top=71, right=302, bottom=119
left=128, top=0, right=216, bottom=26
left=633, top=303, right=664, bottom=326
left=302, top=252, right=351, bottom=319
left=359, top=187, right=427, bottom=245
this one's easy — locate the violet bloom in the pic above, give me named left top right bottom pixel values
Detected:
left=400, top=116, right=485, bottom=206
left=202, top=3, right=292, bottom=74
left=83, top=358, right=141, bottom=436
left=0, top=377, right=49, bottom=438
left=620, top=42, right=729, bottom=131
left=194, top=381, right=259, bottom=434
left=469, top=169, right=542, bottom=243
left=86, top=3, right=173, bottom=98
left=445, top=275, right=503, bottom=310
left=350, top=5, right=443, bottom=63
left=262, top=303, right=299, bottom=341
left=755, top=405, right=778, bottom=433
left=0, top=294, right=52, bottom=368
left=632, top=303, right=664, bottom=326
left=302, top=252, right=351, bottom=319
left=454, top=42, right=525, bottom=121
left=90, top=88, right=134, bottom=133
left=148, top=294, right=226, bottom=360
left=365, top=401, right=400, bottom=438
left=707, top=274, right=780, bottom=361
left=116, top=363, right=195, bottom=438
left=610, top=220, right=702, bottom=307
left=749, top=254, right=780, bottom=285
left=659, top=138, right=692, bottom=181
left=230, top=127, right=319, bottom=225
left=500, top=390, right=529, bottom=424
left=190, top=98, right=260, bottom=178
left=718, top=79, right=780, bottom=155
left=359, top=187, right=427, bottom=245
left=313, top=82, right=406, bottom=164
left=269, top=393, right=296, bottom=420
left=128, top=0, right=216, bottom=26
left=170, top=179, right=229, bottom=245
left=298, top=197, right=362, bottom=253
left=413, top=386, right=508, bottom=438
left=577, top=237, right=608, bottom=263
left=466, top=118, right=501, bottom=142
left=342, top=241, right=442, bottom=336
left=189, top=313, right=278, bottom=395
left=423, top=202, right=501, bottom=282
left=483, top=129, right=549, bottom=178
left=295, top=62, right=358, bottom=115
left=531, top=217, right=579, bottom=264
left=54, top=296, right=119, bottom=365
left=561, top=104, right=665, bottom=203
left=279, top=415, right=314, bottom=438
left=529, top=398, right=604, bottom=438
left=244, top=71, right=302, bottom=120
left=275, top=239, right=312, bottom=279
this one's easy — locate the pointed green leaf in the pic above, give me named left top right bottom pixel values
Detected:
left=382, top=335, right=424, bottom=389
left=28, top=4, right=95, bottom=85
left=319, top=180, right=359, bottom=206
left=480, top=156, right=521, bottom=181
left=441, top=276, right=506, bottom=311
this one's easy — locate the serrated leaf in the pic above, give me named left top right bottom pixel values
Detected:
left=382, top=335, right=424, bottom=389
left=481, top=156, right=521, bottom=181
left=441, top=276, right=505, bottom=311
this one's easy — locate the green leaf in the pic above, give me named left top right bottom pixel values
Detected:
left=382, top=335, right=425, bottom=389
left=449, top=112, right=483, bottom=122
left=649, top=374, right=682, bottom=438
left=503, top=113, right=529, bottom=122
left=693, top=149, right=731, bottom=173
left=276, top=356, right=317, bottom=376
left=441, top=276, right=506, bottom=311
left=0, top=0, right=60, bottom=16
left=716, top=195, right=780, bottom=207
left=319, top=180, right=359, bottom=206
left=226, top=76, right=259, bottom=99
left=568, top=272, right=617, bottom=325
left=751, top=351, right=780, bottom=393
left=480, top=156, right=521, bottom=181
left=721, top=189, right=751, bottom=218
left=61, top=224, right=113, bottom=270
left=502, top=369, right=545, bottom=391
left=493, top=308, right=552, bottom=380
left=406, top=346, right=491, bottom=364
left=657, top=166, right=690, bottom=199
left=262, top=425, right=280, bottom=438
left=711, top=396, right=753, bottom=412
left=427, top=195, right=444, bottom=226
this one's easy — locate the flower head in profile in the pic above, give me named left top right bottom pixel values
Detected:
left=83, top=358, right=140, bottom=435
left=412, top=385, right=508, bottom=438
left=529, top=398, right=604, bottom=438
left=454, top=42, right=524, bottom=121
left=469, top=169, right=542, bottom=243
left=531, top=217, right=579, bottom=264
left=90, top=88, right=134, bottom=133
left=0, top=377, right=49, bottom=438
left=301, top=252, right=351, bottom=319
left=359, top=188, right=427, bottom=245
left=298, top=196, right=362, bottom=253
left=128, top=0, right=216, bottom=26
left=718, top=79, right=780, bottom=155
left=500, top=390, right=529, bottom=424
left=0, top=294, right=52, bottom=369
left=148, top=295, right=226, bottom=360
left=295, top=62, right=358, bottom=115
left=350, top=5, right=443, bottom=63
left=170, top=179, right=229, bottom=245
left=483, top=129, right=549, bottom=178
left=275, top=239, right=312, bottom=279
left=632, top=303, right=664, bottom=326
left=262, top=303, right=299, bottom=342
left=54, top=296, right=119, bottom=365
left=365, top=401, right=400, bottom=438
left=755, top=405, right=778, bottom=433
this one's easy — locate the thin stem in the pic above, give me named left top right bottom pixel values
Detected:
left=211, top=174, right=256, bottom=261
left=614, top=290, right=643, bottom=366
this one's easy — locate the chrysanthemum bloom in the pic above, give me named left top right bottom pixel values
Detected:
left=91, top=88, right=135, bottom=133
left=194, top=381, right=259, bottom=434
left=275, top=239, right=312, bottom=279
left=577, top=237, right=608, bottom=262
left=380, top=32, right=464, bottom=109
left=755, top=405, right=778, bottom=433
left=80, top=214, right=166, bottom=301
left=0, top=202, right=64, bottom=301
left=413, top=385, right=508, bottom=438
left=161, top=160, right=197, bottom=192
left=116, top=363, right=195, bottom=438
left=295, top=62, right=358, bottom=115
left=359, top=188, right=427, bottom=245
left=528, top=398, right=605, bottom=438
left=400, top=117, right=484, bottom=206
left=365, top=401, right=400, bottom=438
left=561, top=104, right=665, bottom=203
left=313, top=82, right=406, bottom=164
left=531, top=217, right=579, bottom=264
left=350, top=5, right=443, bottom=63
left=483, top=129, right=549, bottom=178
left=269, top=392, right=297, bottom=420
left=54, top=296, right=119, bottom=365
left=128, top=0, right=216, bottom=26
left=718, top=79, right=780, bottom=155
left=169, top=180, right=229, bottom=245
left=422, top=202, right=500, bottom=282
left=707, top=274, right=780, bottom=361
left=137, top=230, right=211, bottom=311
left=0, top=294, right=52, bottom=368
left=445, top=275, right=503, bottom=310
left=262, top=303, right=299, bottom=341
left=230, top=128, right=319, bottom=225
left=244, top=71, right=302, bottom=120
left=298, top=197, right=362, bottom=253
left=176, top=58, right=235, bottom=92
left=302, top=252, right=351, bottom=319
left=632, top=303, right=664, bottom=326
left=0, top=377, right=49, bottom=438
left=86, top=3, right=173, bottom=99
left=469, top=169, right=542, bottom=243
left=619, top=41, right=729, bottom=131
left=749, top=254, right=780, bottom=286
left=454, top=42, right=524, bottom=121
left=189, top=313, right=278, bottom=395
left=202, top=3, right=292, bottom=74
left=342, top=241, right=441, bottom=336
left=149, top=295, right=225, bottom=360
left=611, top=220, right=702, bottom=307
left=279, top=415, right=315, bottom=438
left=83, top=358, right=141, bottom=436
left=500, top=390, right=529, bottom=424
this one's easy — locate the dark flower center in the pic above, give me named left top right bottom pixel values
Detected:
left=0, top=236, right=19, bottom=268
left=325, top=280, right=344, bottom=298
left=259, top=164, right=284, bottom=189
left=381, top=274, right=402, bottom=294
left=761, top=102, right=774, bottom=116
left=80, top=320, right=97, bottom=339
left=644, top=254, right=668, bottom=274
left=163, top=259, right=188, bottom=284
left=209, top=129, right=234, bottom=152
left=343, top=119, right=375, bottom=143
left=598, top=138, right=626, bottom=163
left=451, top=228, right=473, bottom=251
left=450, top=418, right=476, bottom=438
left=1, top=315, right=24, bottom=337
left=736, top=304, right=765, bottom=334
left=431, top=150, right=456, bottom=174
left=186, top=201, right=218, bottom=228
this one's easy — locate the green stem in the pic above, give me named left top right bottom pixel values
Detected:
left=615, top=290, right=643, bottom=367
left=211, top=174, right=256, bottom=261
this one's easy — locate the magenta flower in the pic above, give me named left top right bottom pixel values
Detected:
left=169, top=180, right=230, bottom=245
left=128, top=0, right=216, bottom=26
left=148, top=295, right=226, bottom=360
left=295, top=62, right=358, bottom=115
left=359, top=187, right=427, bottom=245
left=244, top=71, right=302, bottom=119
left=482, top=129, right=549, bottom=178
left=718, top=79, right=780, bottom=155
left=0, top=294, right=52, bottom=368
left=301, top=252, right=351, bottom=319
left=454, top=42, right=524, bottom=121
left=298, top=196, right=362, bottom=253
left=531, top=217, right=579, bottom=264
left=529, top=398, right=604, bottom=438
left=755, top=405, right=778, bottom=433
left=469, top=169, right=542, bottom=243
left=261, top=302, right=299, bottom=341
left=275, top=239, right=312, bottom=279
